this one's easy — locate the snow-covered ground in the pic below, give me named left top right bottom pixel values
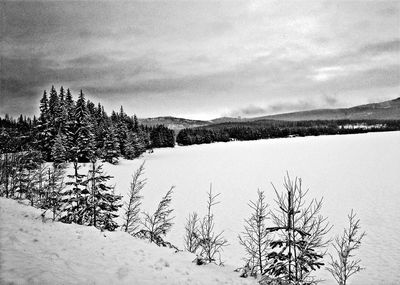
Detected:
left=0, top=197, right=256, bottom=285
left=96, top=131, right=399, bottom=285
left=2, top=131, right=399, bottom=284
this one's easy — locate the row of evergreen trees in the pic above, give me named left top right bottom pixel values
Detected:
left=0, top=151, right=122, bottom=230
left=0, top=86, right=175, bottom=163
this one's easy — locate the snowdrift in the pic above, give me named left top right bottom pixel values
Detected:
left=0, top=198, right=255, bottom=285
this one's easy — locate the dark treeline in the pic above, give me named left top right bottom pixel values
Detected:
left=0, top=86, right=175, bottom=163
left=176, top=119, right=400, bottom=145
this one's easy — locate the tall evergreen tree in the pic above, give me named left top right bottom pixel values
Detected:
left=63, top=88, right=76, bottom=161
left=59, top=161, right=90, bottom=224
left=48, top=85, right=61, bottom=130
left=51, top=131, right=67, bottom=165
left=39, top=90, right=49, bottom=121
left=74, top=90, right=95, bottom=162
left=36, top=90, right=53, bottom=161
left=102, top=126, right=120, bottom=164
left=133, top=114, right=139, bottom=132
left=86, top=162, right=122, bottom=231
left=115, top=116, right=129, bottom=156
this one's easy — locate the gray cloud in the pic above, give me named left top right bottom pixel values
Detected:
left=359, top=39, right=400, bottom=55
left=227, top=105, right=267, bottom=117
left=1, top=1, right=399, bottom=119
left=228, top=100, right=316, bottom=117
left=323, top=94, right=339, bottom=106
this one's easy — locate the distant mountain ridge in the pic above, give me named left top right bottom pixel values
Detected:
left=139, top=97, right=400, bottom=130
left=256, top=97, right=400, bottom=121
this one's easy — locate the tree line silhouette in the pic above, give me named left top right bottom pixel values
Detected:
left=176, top=119, right=400, bottom=146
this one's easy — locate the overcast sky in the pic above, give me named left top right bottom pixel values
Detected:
left=1, top=1, right=399, bottom=120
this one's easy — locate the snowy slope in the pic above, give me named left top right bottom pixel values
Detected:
left=0, top=198, right=256, bottom=285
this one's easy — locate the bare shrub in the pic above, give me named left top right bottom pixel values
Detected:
left=122, top=162, right=146, bottom=235
left=184, top=212, right=200, bottom=253
left=238, top=189, right=270, bottom=278
left=195, top=186, right=228, bottom=265
left=327, top=210, right=366, bottom=285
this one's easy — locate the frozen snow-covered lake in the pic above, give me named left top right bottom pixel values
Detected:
left=99, top=131, right=400, bottom=285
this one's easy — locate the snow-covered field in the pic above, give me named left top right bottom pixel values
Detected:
left=98, top=131, right=399, bottom=285
left=2, top=131, right=399, bottom=284
left=0, top=198, right=256, bottom=285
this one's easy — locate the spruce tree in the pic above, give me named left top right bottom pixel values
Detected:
left=59, top=160, right=90, bottom=224
left=115, top=112, right=129, bottom=157
left=36, top=90, right=53, bottom=161
left=63, top=88, right=76, bottom=161
left=86, top=162, right=122, bottom=231
left=48, top=85, right=62, bottom=132
left=46, top=164, right=66, bottom=220
left=39, top=90, right=49, bottom=120
left=51, top=131, right=67, bottom=165
left=102, top=126, right=120, bottom=164
left=74, top=90, right=95, bottom=162
left=263, top=175, right=331, bottom=284
left=133, top=114, right=139, bottom=132
left=123, top=132, right=140, bottom=160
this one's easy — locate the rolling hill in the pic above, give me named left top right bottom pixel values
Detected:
left=256, top=97, right=400, bottom=121
left=139, top=97, right=400, bottom=130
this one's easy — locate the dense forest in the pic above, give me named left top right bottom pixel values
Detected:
left=176, top=119, right=400, bottom=146
left=0, top=86, right=175, bottom=163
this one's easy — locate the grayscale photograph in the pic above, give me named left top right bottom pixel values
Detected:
left=0, top=1, right=399, bottom=284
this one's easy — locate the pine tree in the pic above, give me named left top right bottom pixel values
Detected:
left=36, top=90, right=53, bottom=161
left=32, top=161, right=49, bottom=208
left=124, top=132, right=145, bottom=159
left=115, top=113, right=129, bottom=157
left=74, top=90, right=95, bottom=162
left=263, top=174, right=331, bottom=284
left=46, top=164, right=66, bottom=220
left=102, top=126, right=120, bottom=164
left=63, top=88, right=76, bottom=161
left=86, top=162, right=122, bottom=231
left=51, top=131, right=67, bottom=165
left=59, top=86, right=65, bottom=102
left=59, top=161, right=90, bottom=224
left=48, top=85, right=62, bottom=132
left=133, top=114, right=139, bottom=132
left=64, top=88, right=75, bottom=113
left=39, top=90, right=49, bottom=121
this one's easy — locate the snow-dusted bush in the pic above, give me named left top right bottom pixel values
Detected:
left=138, top=187, right=177, bottom=249
left=184, top=212, right=200, bottom=253
left=238, top=189, right=271, bottom=278
left=327, top=210, right=366, bottom=285
left=122, top=162, right=146, bottom=235
left=193, top=187, right=228, bottom=265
